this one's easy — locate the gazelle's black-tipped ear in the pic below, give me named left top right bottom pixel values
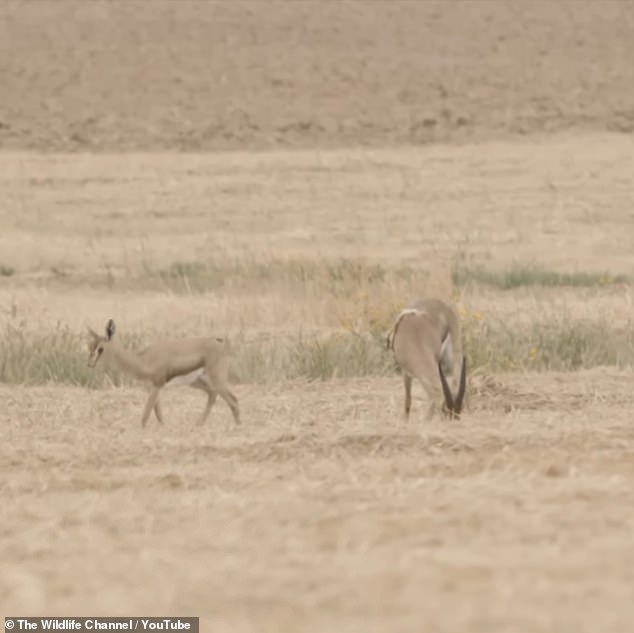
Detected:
left=105, top=319, right=116, bottom=340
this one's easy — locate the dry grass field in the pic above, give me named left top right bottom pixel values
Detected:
left=2, top=137, right=634, bottom=632
left=1, top=2, right=634, bottom=632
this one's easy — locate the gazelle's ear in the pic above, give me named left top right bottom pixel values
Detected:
left=105, top=319, right=116, bottom=340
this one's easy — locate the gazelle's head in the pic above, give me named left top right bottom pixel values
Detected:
left=87, top=319, right=116, bottom=368
left=438, top=355, right=467, bottom=420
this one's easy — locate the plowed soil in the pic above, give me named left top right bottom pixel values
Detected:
left=1, top=1, right=634, bottom=151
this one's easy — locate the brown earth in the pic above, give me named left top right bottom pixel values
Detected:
left=1, top=1, right=634, bottom=151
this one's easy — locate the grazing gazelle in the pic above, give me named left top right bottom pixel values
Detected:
left=386, top=298, right=466, bottom=421
left=87, top=319, right=240, bottom=428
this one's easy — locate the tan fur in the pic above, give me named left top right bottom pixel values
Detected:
left=387, top=298, right=465, bottom=421
left=87, top=320, right=240, bottom=428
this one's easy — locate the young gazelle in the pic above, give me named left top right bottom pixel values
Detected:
left=386, top=298, right=466, bottom=421
left=87, top=319, right=240, bottom=428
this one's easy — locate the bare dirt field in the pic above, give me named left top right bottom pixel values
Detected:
left=2, top=1, right=634, bottom=151
left=1, top=2, right=634, bottom=632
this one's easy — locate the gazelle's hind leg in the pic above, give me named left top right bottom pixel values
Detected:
left=403, top=374, right=413, bottom=420
left=196, top=389, right=218, bottom=426
left=141, top=386, right=161, bottom=428
left=190, top=371, right=240, bottom=426
left=216, top=386, right=240, bottom=425
left=185, top=374, right=217, bottom=425
left=144, top=383, right=165, bottom=425
left=204, top=361, right=241, bottom=425
left=415, top=355, right=443, bottom=422
left=153, top=398, right=165, bottom=425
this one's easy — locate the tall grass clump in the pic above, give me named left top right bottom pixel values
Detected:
left=453, top=263, right=628, bottom=290
left=290, top=331, right=394, bottom=380
left=229, top=329, right=395, bottom=384
left=0, top=323, right=138, bottom=387
left=460, top=309, right=634, bottom=371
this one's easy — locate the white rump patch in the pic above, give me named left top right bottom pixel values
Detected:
left=165, top=368, right=205, bottom=388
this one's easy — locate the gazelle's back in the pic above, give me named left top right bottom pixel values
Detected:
left=392, top=311, right=439, bottom=363
left=139, top=337, right=226, bottom=375
left=408, top=298, right=456, bottom=339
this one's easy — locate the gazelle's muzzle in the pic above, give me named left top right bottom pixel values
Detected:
left=438, top=355, right=467, bottom=419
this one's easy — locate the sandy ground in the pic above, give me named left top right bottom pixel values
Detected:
left=1, top=1, right=634, bottom=631
left=2, top=372, right=634, bottom=632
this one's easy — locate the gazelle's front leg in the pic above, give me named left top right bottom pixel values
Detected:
left=141, top=386, right=161, bottom=428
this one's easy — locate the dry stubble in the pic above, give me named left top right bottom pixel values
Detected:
left=1, top=373, right=633, bottom=632
left=0, top=136, right=633, bottom=631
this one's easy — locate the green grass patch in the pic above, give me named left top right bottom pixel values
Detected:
left=453, top=263, right=628, bottom=290
left=0, top=324, right=140, bottom=388
left=0, top=316, right=632, bottom=387
left=144, top=257, right=416, bottom=295
left=462, top=315, right=634, bottom=371
left=0, top=265, right=15, bottom=277
left=228, top=330, right=395, bottom=384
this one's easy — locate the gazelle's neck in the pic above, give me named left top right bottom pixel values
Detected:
left=105, top=341, right=154, bottom=382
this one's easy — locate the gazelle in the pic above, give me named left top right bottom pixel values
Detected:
left=87, top=319, right=240, bottom=428
left=386, top=298, right=466, bottom=421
